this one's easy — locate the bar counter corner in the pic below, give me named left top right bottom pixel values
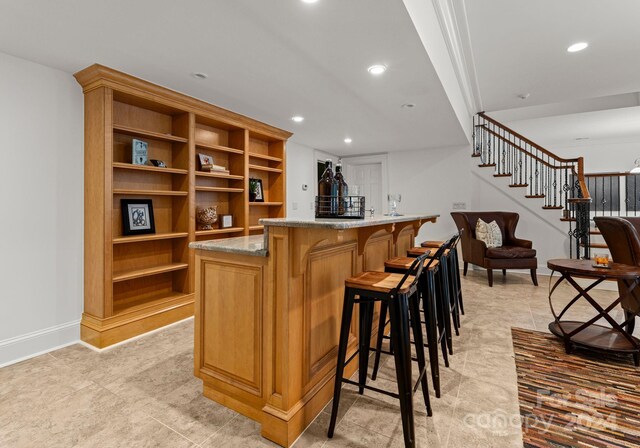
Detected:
left=189, top=214, right=438, bottom=447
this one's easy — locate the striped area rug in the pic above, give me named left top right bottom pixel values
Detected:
left=511, top=328, right=640, bottom=448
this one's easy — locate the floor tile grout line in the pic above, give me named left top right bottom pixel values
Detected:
left=147, top=413, right=199, bottom=446
left=197, top=411, right=243, bottom=447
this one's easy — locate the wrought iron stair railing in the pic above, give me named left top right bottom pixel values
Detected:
left=473, top=112, right=592, bottom=259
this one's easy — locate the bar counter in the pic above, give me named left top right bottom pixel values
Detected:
left=189, top=214, right=438, bottom=447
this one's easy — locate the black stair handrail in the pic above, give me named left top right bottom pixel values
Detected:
left=473, top=112, right=592, bottom=258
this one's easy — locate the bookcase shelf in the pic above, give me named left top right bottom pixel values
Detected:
left=113, top=262, right=189, bottom=282
left=195, top=227, right=244, bottom=236
left=113, top=232, right=189, bottom=244
left=113, top=162, right=188, bottom=175
left=113, top=124, right=188, bottom=143
left=250, top=202, right=284, bottom=206
left=249, top=152, right=283, bottom=163
left=249, top=164, right=283, bottom=173
left=196, top=142, right=244, bottom=155
left=196, top=171, right=244, bottom=180
left=75, top=63, right=290, bottom=348
left=113, top=189, right=188, bottom=196
left=196, top=186, right=244, bottom=193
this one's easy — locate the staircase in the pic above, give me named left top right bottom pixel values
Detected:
left=472, top=112, right=592, bottom=259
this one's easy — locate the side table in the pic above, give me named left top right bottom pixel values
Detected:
left=547, top=258, right=640, bottom=366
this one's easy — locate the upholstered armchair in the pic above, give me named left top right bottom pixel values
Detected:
left=593, top=216, right=640, bottom=333
left=451, top=211, right=538, bottom=287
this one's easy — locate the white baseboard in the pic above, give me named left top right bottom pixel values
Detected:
left=0, top=319, right=81, bottom=368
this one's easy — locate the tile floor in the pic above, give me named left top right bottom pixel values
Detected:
left=0, top=270, right=628, bottom=447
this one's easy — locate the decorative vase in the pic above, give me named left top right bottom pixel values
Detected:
left=196, top=206, right=218, bottom=230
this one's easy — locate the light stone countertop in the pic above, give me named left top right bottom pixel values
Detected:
left=259, top=213, right=439, bottom=229
left=189, top=234, right=267, bottom=257
left=190, top=214, right=438, bottom=256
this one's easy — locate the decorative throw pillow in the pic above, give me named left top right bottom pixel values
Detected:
left=475, top=218, right=502, bottom=248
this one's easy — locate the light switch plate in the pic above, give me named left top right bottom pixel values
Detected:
left=453, top=202, right=467, bottom=210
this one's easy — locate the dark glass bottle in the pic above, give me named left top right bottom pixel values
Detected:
left=318, top=159, right=338, bottom=215
left=335, top=160, right=348, bottom=215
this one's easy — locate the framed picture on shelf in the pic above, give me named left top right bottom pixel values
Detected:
left=220, top=214, right=233, bottom=228
left=198, top=153, right=214, bottom=169
left=132, top=139, right=148, bottom=165
left=121, top=199, right=156, bottom=236
left=249, top=178, right=264, bottom=202
left=150, top=159, right=166, bottom=167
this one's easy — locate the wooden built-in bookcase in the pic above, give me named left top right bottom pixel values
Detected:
left=75, top=64, right=290, bottom=348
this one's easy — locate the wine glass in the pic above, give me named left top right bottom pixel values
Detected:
left=388, top=194, right=402, bottom=216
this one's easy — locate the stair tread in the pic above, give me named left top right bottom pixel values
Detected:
left=509, top=184, right=529, bottom=187
left=478, top=163, right=496, bottom=167
left=493, top=173, right=512, bottom=177
left=525, top=194, right=545, bottom=198
left=580, top=242, right=608, bottom=249
left=542, top=206, right=563, bottom=209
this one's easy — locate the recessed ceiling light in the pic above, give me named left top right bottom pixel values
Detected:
left=567, top=42, right=588, bottom=53
left=344, top=138, right=352, bottom=144
left=291, top=116, right=304, bottom=123
left=518, top=93, right=530, bottom=100
left=301, top=0, right=319, bottom=3
left=191, top=72, right=208, bottom=80
left=575, top=137, right=590, bottom=141
left=367, top=64, right=387, bottom=75
left=401, top=103, right=416, bottom=109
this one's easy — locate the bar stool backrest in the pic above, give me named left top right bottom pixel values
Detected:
left=395, top=253, right=430, bottom=295
left=421, top=233, right=458, bottom=272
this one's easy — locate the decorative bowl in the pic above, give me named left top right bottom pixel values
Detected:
left=196, top=206, right=218, bottom=230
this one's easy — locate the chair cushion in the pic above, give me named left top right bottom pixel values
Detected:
left=476, top=219, right=502, bottom=248
left=486, top=245, right=536, bottom=259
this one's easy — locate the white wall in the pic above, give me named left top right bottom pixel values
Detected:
left=286, top=141, right=317, bottom=219
left=470, top=165, right=571, bottom=274
left=551, top=138, right=640, bottom=173
left=0, top=52, right=84, bottom=366
left=387, top=145, right=472, bottom=242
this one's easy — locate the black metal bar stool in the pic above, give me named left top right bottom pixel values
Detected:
left=371, top=240, right=451, bottom=398
left=422, top=236, right=464, bottom=316
left=407, top=246, right=455, bottom=356
left=327, top=254, right=432, bottom=448
left=409, top=245, right=460, bottom=336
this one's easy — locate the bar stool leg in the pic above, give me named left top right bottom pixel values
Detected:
left=438, top=267, right=454, bottom=355
left=328, top=288, right=356, bottom=438
left=409, top=291, right=433, bottom=416
left=358, top=299, right=374, bottom=394
left=444, top=256, right=461, bottom=336
left=389, top=293, right=416, bottom=447
left=371, top=301, right=388, bottom=381
left=434, top=271, right=450, bottom=368
left=452, top=248, right=464, bottom=315
left=423, top=271, right=441, bottom=397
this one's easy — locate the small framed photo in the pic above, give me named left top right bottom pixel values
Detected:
left=198, top=153, right=214, bottom=169
left=121, top=199, right=155, bottom=236
left=132, top=139, right=148, bottom=165
left=249, top=178, right=264, bottom=202
left=220, top=214, right=233, bottom=228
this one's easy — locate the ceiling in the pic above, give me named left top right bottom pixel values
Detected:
left=461, top=0, right=640, bottom=113
left=0, top=0, right=469, bottom=156
left=505, top=106, right=640, bottom=147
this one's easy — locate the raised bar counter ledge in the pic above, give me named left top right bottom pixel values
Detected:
left=190, top=213, right=438, bottom=447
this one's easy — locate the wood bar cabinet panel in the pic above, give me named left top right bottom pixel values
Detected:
left=193, top=216, right=437, bottom=447
left=75, top=64, right=290, bottom=348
